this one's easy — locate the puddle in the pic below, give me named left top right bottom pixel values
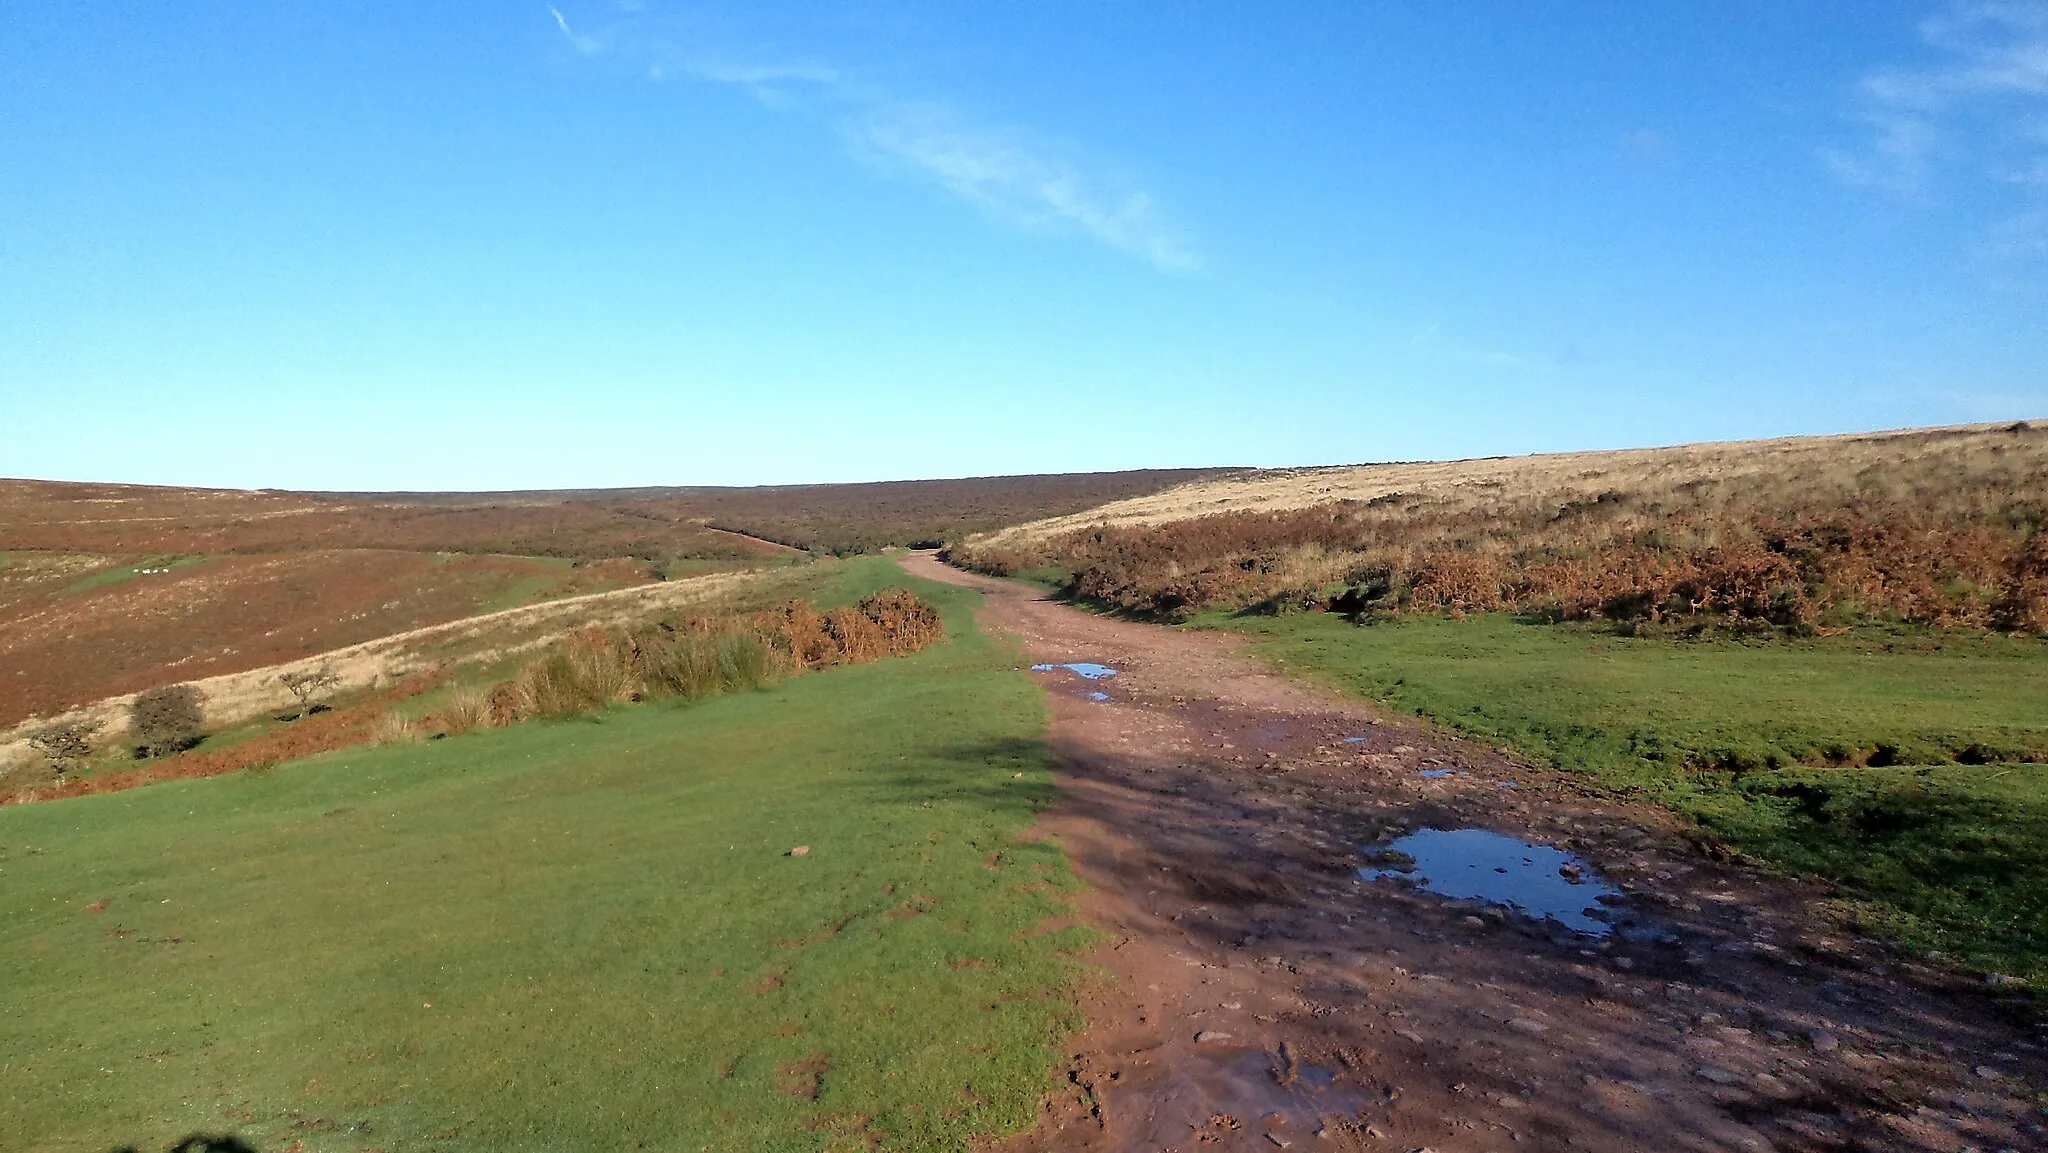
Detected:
left=1359, top=828, right=1623, bottom=935
left=1087, top=691, right=1111, bottom=702
left=1418, top=768, right=1459, bottom=780
left=1105, top=1045, right=1379, bottom=1150
left=1342, top=736, right=1369, bottom=744
left=1031, top=662, right=1119, bottom=679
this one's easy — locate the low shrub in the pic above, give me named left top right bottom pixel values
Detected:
left=13, top=671, right=448, bottom=805
left=131, top=684, right=205, bottom=759
left=24, top=718, right=102, bottom=775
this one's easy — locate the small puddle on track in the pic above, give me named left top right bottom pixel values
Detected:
left=1087, top=691, right=1112, bottom=702
left=1359, top=828, right=1623, bottom=935
left=1119, top=1046, right=1380, bottom=1149
left=1031, top=661, right=1119, bottom=679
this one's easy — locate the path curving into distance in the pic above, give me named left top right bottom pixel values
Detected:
left=898, top=551, right=2046, bottom=1153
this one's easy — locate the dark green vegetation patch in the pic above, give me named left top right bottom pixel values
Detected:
left=1209, top=610, right=2048, bottom=983
left=0, top=559, right=1089, bottom=1152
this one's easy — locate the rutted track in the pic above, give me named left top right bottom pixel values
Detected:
left=901, top=552, right=2048, bottom=1153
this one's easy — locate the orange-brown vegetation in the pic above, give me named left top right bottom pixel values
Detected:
left=0, top=468, right=1215, bottom=727
left=471, top=588, right=946, bottom=726
left=953, top=422, right=2048, bottom=631
left=0, top=470, right=1232, bottom=559
left=12, top=670, right=449, bottom=804
left=0, top=480, right=787, bottom=560
left=0, top=549, right=653, bottom=727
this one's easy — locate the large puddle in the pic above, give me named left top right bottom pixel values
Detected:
left=1359, top=828, right=1622, bottom=935
left=1031, top=662, right=1119, bottom=679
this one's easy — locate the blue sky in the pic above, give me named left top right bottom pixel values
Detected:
left=3, top=2, right=2045, bottom=490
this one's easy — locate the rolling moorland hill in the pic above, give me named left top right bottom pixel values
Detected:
left=0, top=468, right=1227, bottom=727
left=955, top=420, right=2048, bottom=630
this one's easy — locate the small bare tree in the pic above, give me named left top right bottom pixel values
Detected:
left=131, top=684, right=205, bottom=759
left=25, top=717, right=102, bottom=775
left=279, top=666, right=341, bottom=719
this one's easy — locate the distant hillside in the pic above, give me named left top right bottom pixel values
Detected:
left=951, top=421, right=2048, bottom=631
left=0, top=467, right=1236, bottom=725
left=332, top=468, right=1244, bottom=556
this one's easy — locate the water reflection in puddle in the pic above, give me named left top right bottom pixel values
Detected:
left=1031, top=662, right=1119, bottom=679
left=1418, top=768, right=1459, bottom=779
left=1360, top=828, right=1622, bottom=935
left=1342, top=736, right=1369, bottom=744
left=1087, top=691, right=1111, bottom=702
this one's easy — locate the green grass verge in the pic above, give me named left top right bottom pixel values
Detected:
left=1203, top=610, right=2048, bottom=981
left=1, top=558, right=1089, bottom=1152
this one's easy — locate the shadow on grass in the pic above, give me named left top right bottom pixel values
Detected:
left=108, top=1135, right=257, bottom=1153
left=858, top=736, right=1066, bottom=820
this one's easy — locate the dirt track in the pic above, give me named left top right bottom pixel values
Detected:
left=899, top=553, right=2048, bottom=1153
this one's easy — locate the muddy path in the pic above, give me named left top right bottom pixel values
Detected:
left=897, top=553, right=2048, bottom=1153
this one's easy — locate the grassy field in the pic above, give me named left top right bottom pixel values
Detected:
left=0, top=558, right=1090, bottom=1152
left=1207, top=610, right=2048, bottom=981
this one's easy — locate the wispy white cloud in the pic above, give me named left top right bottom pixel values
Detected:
left=540, top=5, right=1197, bottom=271
left=849, top=102, right=1197, bottom=270
left=547, top=5, right=601, bottom=55
left=1826, top=2, right=2048, bottom=206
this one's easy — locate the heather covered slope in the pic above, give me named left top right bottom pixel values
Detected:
left=0, top=466, right=1220, bottom=728
left=954, top=421, right=2048, bottom=631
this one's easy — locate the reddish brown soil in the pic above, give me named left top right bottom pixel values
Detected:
left=900, top=553, right=2048, bottom=1153
left=0, top=550, right=650, bottom=725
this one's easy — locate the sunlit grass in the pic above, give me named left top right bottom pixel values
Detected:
left=1, top=559, right=1089, bottom=1152
left=1211, top=610, right=2048, bottom=981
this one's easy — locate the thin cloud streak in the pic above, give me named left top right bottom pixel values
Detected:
left=547, top=6, right=601, bottom=55
left=541, top=5, right=1198, bottom=271
left=850, top=103, right=1198, bottom=270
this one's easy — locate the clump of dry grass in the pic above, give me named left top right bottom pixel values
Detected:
left=371, top=711, right=421, bottom=746
left=438, top=687, right=492, bottom=736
